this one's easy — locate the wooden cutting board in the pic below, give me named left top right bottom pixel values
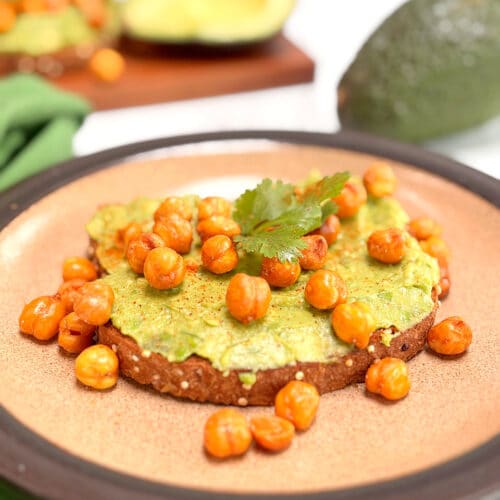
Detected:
left=53, top=34, right=315, bottom=110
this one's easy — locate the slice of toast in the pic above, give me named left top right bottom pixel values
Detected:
left=87, top=194, right=439, bottom=406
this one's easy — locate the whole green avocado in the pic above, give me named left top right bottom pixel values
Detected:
left=337, top=0, right=500, bottom=143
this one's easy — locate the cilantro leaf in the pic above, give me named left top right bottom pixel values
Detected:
left=235, top=204, right=322, bottom=263
left=256, top=204, right=322, bottom=235
left=321, top=200, right=338, bottom=220
left=232, top=173, right=349, bottom=262
left=235, top=231, right=307, bottom=263
left=303, top=172, right=350, bottom=221
left=233, top=179, right=295, bottom=234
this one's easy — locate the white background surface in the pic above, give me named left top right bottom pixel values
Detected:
left=75, top=0, right=500, bottom=180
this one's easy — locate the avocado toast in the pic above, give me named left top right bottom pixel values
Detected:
left=87, top=175, right=440, bottom=406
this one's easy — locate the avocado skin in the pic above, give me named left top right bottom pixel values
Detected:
left=337, top=0, right=500, bottom=143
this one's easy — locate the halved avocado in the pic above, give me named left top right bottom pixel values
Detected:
left=121, top=0, right=296, bottom=45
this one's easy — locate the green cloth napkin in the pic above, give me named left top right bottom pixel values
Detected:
left=0, top=73, right=91, bottom=192
left=0, top=478, right=37, bottom=499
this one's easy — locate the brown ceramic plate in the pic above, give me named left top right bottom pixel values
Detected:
left=0, top=131, right=499, bottom=500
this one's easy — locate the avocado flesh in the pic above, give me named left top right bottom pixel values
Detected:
left=122, top=0, right=295, bottom=45
left=338, top=0, right=500, bottom=143
left=0, top=4, right=120, bottom=56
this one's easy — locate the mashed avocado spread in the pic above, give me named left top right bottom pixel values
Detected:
left=86, top=195, right=439, bottom=375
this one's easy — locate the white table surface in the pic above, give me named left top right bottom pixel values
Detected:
left=74, top=0, right=500, bottom=181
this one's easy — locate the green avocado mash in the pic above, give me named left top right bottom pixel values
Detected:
left=86, top=195, right=439, bottom=376
left=0, top=6, right=120, bottom=56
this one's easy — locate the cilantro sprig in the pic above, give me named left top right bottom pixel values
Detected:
left=233, top=172, right=350, bottom=262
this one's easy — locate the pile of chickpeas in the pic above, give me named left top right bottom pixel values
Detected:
left=0, top=0, right=107, bottom=34
left=18, top=256, right=119, bottom=389
left=18, top=162, right=473, bottom=459
left=205, top=380, right=320, bottom=458
left=201, top=164, right=472, bottom=458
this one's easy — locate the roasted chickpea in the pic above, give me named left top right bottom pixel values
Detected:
left=408, top=216, right=442, bottom=241
left=294, top=186, right=306, bottom=201
left=201, top=235, right=238, bottom=274
left=153, top=213, right=193, bottom=254
left=438, top=265, right=451, bottom=299
left=365, top=357, right=410, bottom=401
left=250, top=415, right=295, bottom=452
left=73, top=281, right=114, bottom=326
left=331, top=302, right=376, bottom=349
left=419, top=236, right=450, bottom=266
left=126, top=232, right=164, bottom=274
left=19, top=0, right=46, bottom=13
left=116, top=222, right=142, bottom=250
left=275, top=380, right=320, bottom=431
left=46, top=0, right=71, bottom=12
left=196, top=215, right=241, bottom=242
left=74, top=0, right=106, bottom=27
left=89, top=48, right=125, bottom=82
left=58, top=312, right=95, bottom=354
left=367, top=228, right=406, bottom=264
left=154, top=196, right=192, bottom=222
left=57, top=278, right=86, bottom=313
left=226, top=273, right=271, bottom=323
left=299, top=235, right=328, bottom=270
left=0, top=2, right=16, bottom=32
left=427, top=316, right=472, bottom=355
left=333, top=181, right=367, bottom=218
left=75, top=344, right=119, bottom=390
left=311, top=214, right=340, bottom=246
left=197, top=196, right=232, bottom=221
left=19, top=296, right=66, bottom=341
left=304, top=269, right=347, bottom=310
left=261, top=257, right=301, bottom=288
left=363, top=162, right=397, bottom=197
left=143, top=247, right=186, bottom=290
left=62, top=256, right=97, bottom=282
left=204, top=408, right=252, bottom=459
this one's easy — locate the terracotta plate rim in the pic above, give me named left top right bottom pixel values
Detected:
left=1, top=130, right=499, bottom=500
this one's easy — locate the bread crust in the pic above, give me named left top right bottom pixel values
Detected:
left=98, top=297, right=438, bottom=406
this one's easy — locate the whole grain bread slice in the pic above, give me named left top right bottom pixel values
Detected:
left=98, top=295, right=438, bottom=406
